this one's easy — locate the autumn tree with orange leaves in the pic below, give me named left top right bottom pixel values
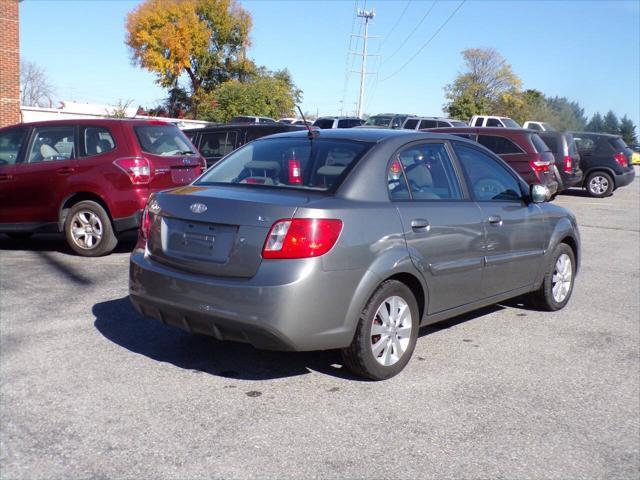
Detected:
left=126, top=0, right=255, bottom=116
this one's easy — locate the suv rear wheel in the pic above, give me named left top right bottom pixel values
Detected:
left=64, top=200, right=117, bottom=256
left=585, top=171, right=613, bottom=197
left=341, top=280, right=419, bottom=380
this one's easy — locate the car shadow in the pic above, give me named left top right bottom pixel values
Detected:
left=93, top=296, right=518, bottom=381
left=557, top=188, right=591, bottom=198
left=0, top=232, right=137, bottom=255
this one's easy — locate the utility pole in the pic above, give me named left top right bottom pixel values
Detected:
left=352, top=9, right=377, bottom=119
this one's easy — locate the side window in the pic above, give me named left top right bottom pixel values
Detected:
left=418, top=119, right=438, bottom=129
left=200, top=131, right=238, bottom=158
left=454, top=143, right=522, bottom=202
left=388, top=143, right=463, bottom=201
left=0, top=128, right=28, bottom=166
left=337, top=119, right=348, bottom=128
left=83, top=127, right=115, bottom=156
left=573, top=136, right=595, bottom=151
left=403, top=119, right=419, bottom=129
left=486, top=118, right=502, bottom=127
left=436, top=121, right=451, bottom=127
left=28, top=126, right=76, bottom=163
left=474, top=117, right=484, bottom=127
left=477, top=135, right=522, bottom=154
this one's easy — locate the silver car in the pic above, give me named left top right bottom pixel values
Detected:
left=129, top=129, right=580, bottom=380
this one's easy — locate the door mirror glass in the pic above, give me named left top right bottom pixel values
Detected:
left=530, top=184, right=549, bottom=203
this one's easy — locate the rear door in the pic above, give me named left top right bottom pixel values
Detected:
left=10, top=125, right=79, bottom=223
left=452, top=142, right=546, bottom=297
left=0, top=126, right=30, bottom=223
left=389, top=141, right=485, bottom=313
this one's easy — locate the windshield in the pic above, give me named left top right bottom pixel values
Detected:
left=196, top=138, right=373, bottom=192
left=364, top=116, right=392, bottom=127
left=134, top=125, right=195, bottom=156
left=502, top=118, right=521, bottom=128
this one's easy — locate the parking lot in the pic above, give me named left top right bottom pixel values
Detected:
left=1, top=170, right=638, bottom=479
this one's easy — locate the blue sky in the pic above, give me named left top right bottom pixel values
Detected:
left=20, top=0, right=640, bottom=126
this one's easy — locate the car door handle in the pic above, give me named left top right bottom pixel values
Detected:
left=56, top=167, right=75, bottom=175
left=488, top=215, right=503, bottom=226
left=411, top=218, right=430, bottom=232
left=0, top=174, right=12, bottom=182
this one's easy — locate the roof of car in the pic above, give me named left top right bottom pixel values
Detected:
left=254, top=127, right=456, bottom=143
left=184, top=124, right=305, bottom=133
left=315, top=116, right=362, bottom=120
left=1, top=118, right=174, bottom=129
left=429, top=126, right=536, bottom=135
left=569, top=131, right=621, bottom=138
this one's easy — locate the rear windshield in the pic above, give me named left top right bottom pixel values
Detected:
left=530, top=133, right=551, bottom=153
left=540, top=134, right=559, bottom=153
left=501, top=118, right=521, bottom=128
left=609, top=137, right=628, bottom=151
left=134, top=125, right=195, bottom=156
left=364, top=116, right=392, bottom=127
left=196, top=138, right=373, bottom=192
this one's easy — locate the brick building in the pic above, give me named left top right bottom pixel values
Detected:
left=1, top=0, right=20, bottom=127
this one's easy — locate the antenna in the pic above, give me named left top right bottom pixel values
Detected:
left=297, top=105, right=316, bottom=139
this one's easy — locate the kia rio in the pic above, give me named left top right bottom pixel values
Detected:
left=129, top=129, right=580, bottom=380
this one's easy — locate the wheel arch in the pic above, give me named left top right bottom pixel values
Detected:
left=582, top=167, right=617, bottom=188
left=59, top=192, right=113, bottom=231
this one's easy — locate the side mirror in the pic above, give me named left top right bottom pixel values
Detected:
left=530, top=184, right=549, bottom=203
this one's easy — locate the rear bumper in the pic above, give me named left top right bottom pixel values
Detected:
left=614, top=168, right=635, bottom=189
left=113, top=209, right=142, bottom=232
left=558, top=170, right=584, bottom=190
left=128, top=250, right=365, bottom=351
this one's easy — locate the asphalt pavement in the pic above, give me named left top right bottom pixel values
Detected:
left=1, top=169, right=639, bottom=479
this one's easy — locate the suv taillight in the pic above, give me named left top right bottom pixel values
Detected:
left=530, top=159, right=550, bottom=173
left=563, top=155, right=572, bottom=173
left=614, top=152, right=628, bottom=168
left=114, top=157, right=152, bottom=184
left=262, top=218, right=342, bottom=259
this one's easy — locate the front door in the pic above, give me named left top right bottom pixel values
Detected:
left=388, top=141, right=486, bottom=314
left=452, top=142, right=546, bottom=298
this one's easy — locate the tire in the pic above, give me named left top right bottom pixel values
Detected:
left=530, top=243, right=576, bottom=311
left=585, top=171, right=614, bottom=198
left=341, top=280, right=420, bottom=380
left=6, top=232, right=32, bottom=241
left=64, top=200, right=117, bottom=257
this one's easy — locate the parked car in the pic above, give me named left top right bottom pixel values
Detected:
left=0, top=119, right=205, bottom=256
left=312, top=117, right=364, bottom=129
left=129, top=128, right=580, bottom=380
left=538, top=131, right=583, bottom=192
left=362, top=113, right=412, bottom=129
left=402, top=116, right=467, bottom=129
left=185, top=124, right=304, bottom=168
left=570, top=132, right=636, bottom=197
left=432, top=127, right=559, bottom=196
left=469, top=115, right=521, bottom=128
left=230, top=116, right=277, bottom=124
left=523, top=121, right=556, bottom=132
left=278, top=118, right=313, bottom=126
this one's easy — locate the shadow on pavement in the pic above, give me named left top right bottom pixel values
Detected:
left=557, top=188, right=592, bottom=198
left=93, top=296, right=509, bottom=381
left=0, top=233, right=137, bottom=255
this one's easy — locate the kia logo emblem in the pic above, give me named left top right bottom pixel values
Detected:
left=189, top=203, right=207, bottom=214
left=182, top=158, right=191, bottom=165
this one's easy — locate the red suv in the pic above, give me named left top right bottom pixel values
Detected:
left=431, top=127, right=559, bottom=196
left=0, top=119, right=205, bottom=256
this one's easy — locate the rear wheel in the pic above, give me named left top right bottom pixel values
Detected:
left=341, top=280, right=419, bottom=380
left=64, top=200, right=117, bottom=256
left=585, top=171, right=613, bottom=198
left=530, top=243, right=575, bottom=311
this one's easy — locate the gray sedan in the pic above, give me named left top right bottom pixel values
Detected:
left=129, top=129, right=580, bottom=380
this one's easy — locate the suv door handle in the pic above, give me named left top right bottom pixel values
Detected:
left=56, top=167, right=75, bottom=175
left=0, top=173, right=12, bottom=182
left=411, top=218, right=430, bottom=232
left=488, top=215, right=503, bottom=226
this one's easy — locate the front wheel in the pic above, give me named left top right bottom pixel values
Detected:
left=341, top=280, right=419, bottom=380
left=530, top=243, right=576, bottom=311
left=64, top=200, right=117, bottom=257
left=585, top=171, right=614, bottom=198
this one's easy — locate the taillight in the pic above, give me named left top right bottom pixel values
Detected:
left=530, top=159, right=550, bottom=173
left=140, top=205, right=152, bottom=239
left=198, top=156, right=207, bottom=173
left=262, top=218, right=343, bottom=259
left=563, top=155, right=572, bottom=173
left=288, top=158, right=302, bottom=184
left=114, top=157, right=152, bottom=184
left=614, top=152, right=628, bottom=168
left=390, top=159, right=402, bottom=175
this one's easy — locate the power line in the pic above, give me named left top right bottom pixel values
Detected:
left=380, top=0, right=466, bottom=82
left=381, top=0, right=437, bottom=66
left=378, top=0, right=411, bottom=50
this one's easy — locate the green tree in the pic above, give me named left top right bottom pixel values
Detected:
left=546, top=97, right=587, bottom=131
left=586, top=113, right=604, bottom=132
left=444, top=48, right=521, bottom=121
left=619, top=116, right=638, bottom=145
left=602, top=110, right=620, bottom=134
left=126, top=0, right=254, bottom=116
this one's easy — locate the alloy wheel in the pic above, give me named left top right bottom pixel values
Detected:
left=588, top=175, right=609, bottom=195
left=370, top=296, right=412, bottom=366
left=552, top=253, right=573, bottom=303
left=70, top=210, right=103, bottom=250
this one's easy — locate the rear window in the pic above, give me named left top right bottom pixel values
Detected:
left=403, top=119, right=419, bottom=129
left=501, top=118, right=521, bottom=128
left=313, top=118, right=335, bottom=129
left=609, top=137, right=628, bottom=151
left=134, top=125, right=195, bottom=156
left=0, top=127, right=27, bottom=165
left=364, top=116, right=392, bottom=127
left=530, top=133, right=551, bottom=153
left=540, top=134, right=559, bottom=153
left=196, top=138, right=373, bottom=192
left=478, top=135, right=523, bottom=155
